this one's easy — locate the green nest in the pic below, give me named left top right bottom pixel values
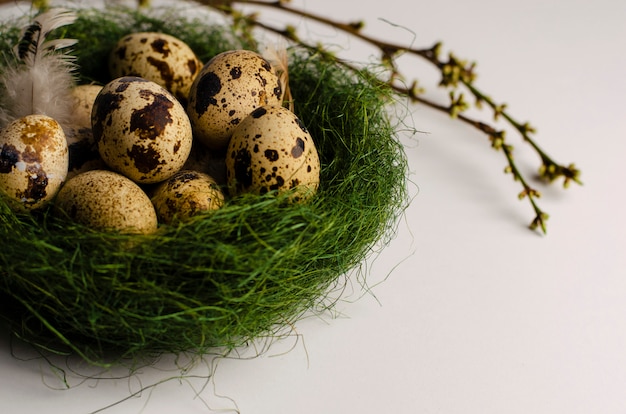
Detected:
left=0, top=7, right=408, bottom=365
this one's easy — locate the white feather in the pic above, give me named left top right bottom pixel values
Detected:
left=0, top=8, right=78, bottom=130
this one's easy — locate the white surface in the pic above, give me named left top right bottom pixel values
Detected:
left=1, top=0, right=625, bottom=413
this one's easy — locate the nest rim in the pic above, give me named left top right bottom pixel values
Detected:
left=0, top=5, right=410, bottom=366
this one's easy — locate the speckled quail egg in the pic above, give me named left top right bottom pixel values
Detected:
left=92, top=76, right=193, bottom=184
left=0, top=114, right=68, bottom=212
left=70, top=84, right=103, bottom=129
left=226, top=105, right=320, bottom=201
left=109, top=32, right=202, bottom=105
left=187, top=49, right=283, bottom=151
left=54, top=169, right=158, bottom=234
left=151, top=169, right=224, bottom=224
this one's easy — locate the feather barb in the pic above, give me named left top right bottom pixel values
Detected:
left=0, top=8, right=78, bottom=130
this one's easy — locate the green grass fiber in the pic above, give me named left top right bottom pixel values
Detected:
left=0, top=7, right=409, bottom=365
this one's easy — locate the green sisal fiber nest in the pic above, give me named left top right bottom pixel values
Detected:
left=0, top=7, right=408, bottom=365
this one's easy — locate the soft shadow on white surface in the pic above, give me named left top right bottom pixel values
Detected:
left=1, top=0, right=625, bottom=413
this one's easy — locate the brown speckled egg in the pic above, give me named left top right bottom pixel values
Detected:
left=226, top=106, right=320, bottom=201
left=151, top=170, right=224, bottom=224
left=0, top=114, right=68, bottom=212
left=70, top=84, right=103, bottom=129
left=92, top=76, right=193, bottom=184
left=54, top=169, right=157, bottom=234
left=109, top=32, right=202, bottom=105
left=187, top=49, right=282, bottom=151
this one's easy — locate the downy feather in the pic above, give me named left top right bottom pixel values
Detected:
left=263, top=42, right=293, bottom=111
left=0, top=8, right=78, bottom=130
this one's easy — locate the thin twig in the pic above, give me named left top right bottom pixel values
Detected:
left=189, top=0, right=581, bottom=233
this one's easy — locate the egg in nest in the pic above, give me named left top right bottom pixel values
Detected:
left=109, top=32, right=202, bottom=106
left=70, top=84, right=103, bottom=130
left=0, top=114, right=68, bottom=212
left=226, top=105, right=320, bottom=201
left=151, top=170, right=224, bottom=224
left=91, top=76, right=193, bottom=184
left=187, top=49, right=282, bottom=151
left=54, top=169, right=158, bottom=235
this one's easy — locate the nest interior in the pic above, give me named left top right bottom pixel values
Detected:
left=0, top=7, right=408, bottom=365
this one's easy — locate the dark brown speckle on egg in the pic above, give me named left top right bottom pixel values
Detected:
left=252, top=107, right=267, bottom=118
left=233, top=147, right=253, bottom=190
left=260, top=58, right=272, bottom=72
left=92, top=90, right=124, bottom=142
left=127, top=143, right=164, bottom=174
left=264, top=149, right=279, bottom=162
left=150, top=38, right=170, bottom=57
left=269, top=175, right=284, bottom=191
left=18, top=164, right=48, bottom=203
left=273, top=83, right=282, bottom=100
left=147, top=56, right=174, bottom=91
left=0, top=144, right=20, bottom=173
left=193, top=71, right=221, bottom=114
left=129, top=89, right=174, bottom=140
left=230, top=66, right=242, bottom=79
left=21, top=146, right=40, bottom=163
left=187, top=59, right=198, bottom=75
left=291, top=138, right=305, bottom=158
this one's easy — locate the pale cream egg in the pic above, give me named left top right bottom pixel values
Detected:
left=54, top=169, right=158, bottom=235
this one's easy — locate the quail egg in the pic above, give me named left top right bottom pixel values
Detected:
left=70, top=84, right=103, bottom=129
left=187, top=49, right=282, bottom=151
left=226, top=105, right=320, bottom=201
left=0, top=114, right=68, bottom=212
left=151, top=169, right=224, bottom=224
left=91, top=76, right=193, bottom=184
left=54, top=169, right=158, bottom=234
left=109, top=32, right=202, bottom=105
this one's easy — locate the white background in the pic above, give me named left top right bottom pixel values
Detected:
left=1, top=0, right=625, bottom=413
